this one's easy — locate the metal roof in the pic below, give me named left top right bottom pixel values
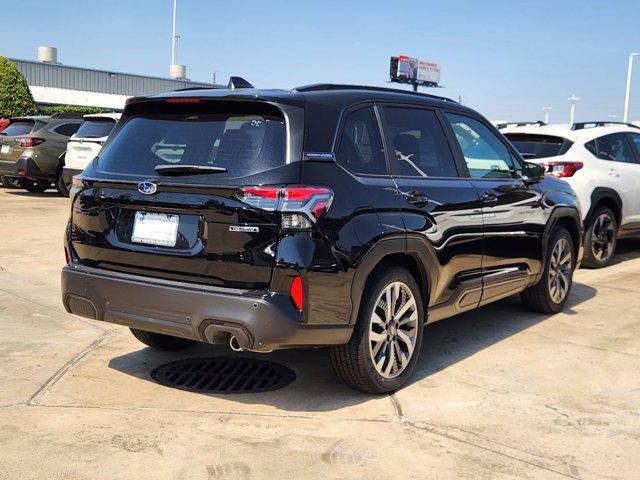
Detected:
left=10, top=58, right=223, bottom=97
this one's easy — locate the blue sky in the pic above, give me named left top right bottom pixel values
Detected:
left=3, top=0, right=640, bottom=122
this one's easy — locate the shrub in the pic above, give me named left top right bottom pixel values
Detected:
left=0, top=56, right=36, bottom=118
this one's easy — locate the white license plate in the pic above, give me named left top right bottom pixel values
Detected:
left=1, top=145, right=10, bottom=154
left=131, top=212, right=179, bottom=247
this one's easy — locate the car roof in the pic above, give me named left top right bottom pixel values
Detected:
left=501, top=123, right=640, bottom=142
left=10, top=115, right=50, bottom=122
left=137, top=84, right=472, bottom=113
left=83, top=113, right=122, bottom=120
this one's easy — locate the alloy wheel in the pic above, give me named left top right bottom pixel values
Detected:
left=548, top=237, right=573, bottom=304
left=590, top=213, right=615, bottom=262
left=369, top=281, right=419, bottom=379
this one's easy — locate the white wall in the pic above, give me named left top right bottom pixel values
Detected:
left=29, top=85, right=130, bottom=110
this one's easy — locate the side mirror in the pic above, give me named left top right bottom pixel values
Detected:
left=522, top=161, right=545, bottom=184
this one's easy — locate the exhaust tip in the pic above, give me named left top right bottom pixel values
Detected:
left=229, top=336, right=243, bottom=352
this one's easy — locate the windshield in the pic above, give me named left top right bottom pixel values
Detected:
left=97, top=112, right=286, bottom=178
left=75, top=118, right=116, bottom=139
left=504, top=133, right=572, bottom=159
left=1, top=121, right=36, bottom=136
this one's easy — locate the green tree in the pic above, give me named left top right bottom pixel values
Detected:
left=0, top=56, right=36, bottom=118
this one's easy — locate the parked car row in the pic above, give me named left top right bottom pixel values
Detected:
left=0, top=112, right=120, bottom=196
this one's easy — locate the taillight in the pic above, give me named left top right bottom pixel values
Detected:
left=19, top=137, right=45, bottom=148
left=289, top=276, right=304, bottom=312
left=235, top=185, right=333, bottom=229
left=542, top=161, right=583, bottom=178
left=64, top=247, right=72, bottom=265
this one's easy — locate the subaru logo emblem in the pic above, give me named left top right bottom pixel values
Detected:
left=138, top=181, right=157, bottom=195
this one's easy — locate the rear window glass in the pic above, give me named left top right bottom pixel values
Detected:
left=504, top=133, right=572, bottom=159
left=97, top=113, right=286, bottom=178
left=1, top=121, right=35, bottom=136
left=75, top=118, right=116, bottom=139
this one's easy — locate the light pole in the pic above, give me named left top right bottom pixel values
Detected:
left=623, top=52, right=639, bottom=123
left=171, top=0, right=178, bottom=65
left=543, top=106, right=552, bottom=124
left=568, top=94, right=579, bottom=124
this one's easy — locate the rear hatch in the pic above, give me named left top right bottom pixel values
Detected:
left=70, top=99, right=301, bottom=289
left=504, top=133, right=573, bottom=160
left=66, top=117, right=118, bottom=170
left=0, top=119, right=44, bottom=163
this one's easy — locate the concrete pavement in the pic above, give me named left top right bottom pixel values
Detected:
left=0, top=188, right=638, bottom=479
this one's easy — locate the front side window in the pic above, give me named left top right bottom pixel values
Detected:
left=382, top=107, right=458, bottom=178
left=588, top=133, right=636, bottom=164
left=446, top=113, right=521, bottom=179
left=97, top=112, right=286, bottom=178
left=335, top=106, right=387, bottom=175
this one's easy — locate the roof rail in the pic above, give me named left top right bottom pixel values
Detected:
left=294, top=83, right=456, bottom=102
left=50, top=112, right=85, bottom=119
left=496, top=120, right=546, bottom=129
left=571, top=121, right=640, bottom=130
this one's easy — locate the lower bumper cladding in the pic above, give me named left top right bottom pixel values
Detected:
left=61, top=264, right=353, bottom=352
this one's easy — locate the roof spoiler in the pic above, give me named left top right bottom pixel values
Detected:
left=227, top=76, right=254, bottom=90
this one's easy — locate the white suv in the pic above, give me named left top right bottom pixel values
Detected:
left=60, top=113, right=121, bottom=196
left=503, top=122, right=640, bottom=268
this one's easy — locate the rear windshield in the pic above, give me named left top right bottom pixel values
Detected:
left=504, top=133, right=572, bottom=159
left=1, top=121, right=36, bottom=137
left=97, top=112, right=286, bottom=178
left=75, top=118, right=116, bottom=139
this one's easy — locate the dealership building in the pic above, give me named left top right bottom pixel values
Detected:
left=9, top=47, right=221, bottom=110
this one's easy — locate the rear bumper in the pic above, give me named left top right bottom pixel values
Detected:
left=61, top=264, right=352, bottom=352
left=62, top=167, right=82, bottom=184
left=0, top=157, right=54, bottom=181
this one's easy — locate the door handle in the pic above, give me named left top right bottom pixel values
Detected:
left=606, top=169, right=619, bottom=177
left=481, top=190, right=498, bottom=204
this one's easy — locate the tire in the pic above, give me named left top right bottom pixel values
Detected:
left=1, top=176, right=20, bottom=189
left=55, top=169, right=70, bottom=197
left=18, top=178, right=50, bottom=193
left=130, top=328, right=196, bottom=351
left=330, top=265, right=424, bottom=394
left=582, top=206, right=617, bottom=269
left=521, top=227, right=575, bottom=314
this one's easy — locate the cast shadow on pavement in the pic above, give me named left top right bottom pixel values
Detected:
left=107, top=282, right=596, bottom=412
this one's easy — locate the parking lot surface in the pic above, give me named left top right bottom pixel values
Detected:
left=0, top=188, right=638, bottom=479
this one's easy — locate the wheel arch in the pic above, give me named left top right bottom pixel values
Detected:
left=349, top=236, right=438, bottom=325
left=587, top=188, right=622, bottom=226
left=539, top=206, right=583, bottom=281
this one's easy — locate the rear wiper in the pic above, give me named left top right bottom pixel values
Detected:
left=154, top=164, right=228, bottom=176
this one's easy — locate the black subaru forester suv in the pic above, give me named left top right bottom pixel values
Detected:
left=62, top=83, right=583, bottom=393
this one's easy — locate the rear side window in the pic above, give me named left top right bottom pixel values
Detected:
left=75, top=118, right=116, bottom=139
left=504, top=133, right=573, bottom=159
left=382, top=107, right=457, bottom=178
left=586, top=133, right=636, bottom=164
left=53, top=122, right=81, bottom=137
left=97, top=112, right=286, bottom=178
left=336, top=106, right=387, bottom=175
left=627, top=133, right=640, bottom=158
left=1, top=121, right=35, bottom=136
left=446, top=113, right=521, bottom=179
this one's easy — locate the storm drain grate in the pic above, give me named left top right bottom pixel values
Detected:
left=151, top=357, right=296, bottom=394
